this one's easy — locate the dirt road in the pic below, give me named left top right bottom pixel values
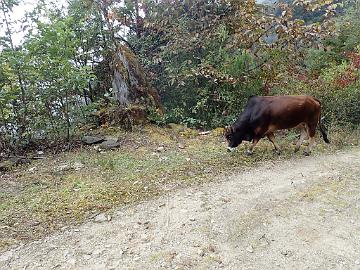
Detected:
left=1, top=148, right=360, bottom=270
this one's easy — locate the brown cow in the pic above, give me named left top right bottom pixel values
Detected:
left=224, top=95, right=330, bottom=155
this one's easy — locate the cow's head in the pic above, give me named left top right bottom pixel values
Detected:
left=224, top=126, right=242, bottom=152
left=224, top=125, right=253, bottom=152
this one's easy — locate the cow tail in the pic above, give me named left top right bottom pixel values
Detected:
left=315, top=98, right=330, bottom=144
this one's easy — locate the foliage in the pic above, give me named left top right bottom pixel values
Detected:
left=0, top=0, right=359, bottom=153
left=130, top=0, right=344, bottom=128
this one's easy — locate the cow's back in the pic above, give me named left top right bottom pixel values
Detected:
left=247, top=95, right=320, bottom=134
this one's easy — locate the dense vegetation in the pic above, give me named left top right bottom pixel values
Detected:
left=0, top=0, right=359, bottom=153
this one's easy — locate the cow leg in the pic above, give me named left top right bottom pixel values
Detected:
left=246, top=138, right=260, bottom=155
left=304, top=124, right=317, bottom=156
left=267, top=132, right=281, bottom=155
left=294, top=126, right=308, bottom=153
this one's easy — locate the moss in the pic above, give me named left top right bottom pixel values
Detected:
left=213, top=127, right=225, bottom=136
left=180, top=128, right=199, bottom=138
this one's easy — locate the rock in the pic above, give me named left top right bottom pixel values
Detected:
left=105, top=136, right=120, bottom=141
left=355, top=260, right=360, bottom=265
left=197, top=249, right=205, bottom=257
left=82, top=136, right=105, bottom=145
left=56, top=164, right=71, bottom=172
left=208, top=244, right=216, bottom=253
left=73, top=162, right=85, bottom=171
left=28, top=167, right=37, bottom=172
left=94, top=213, right=111, bottom=223
left=83, top=254, right=92, bottom=260
left=246, top=245, right=254, bottom=253
left=178, top=143, right=185, bottom=149
left=63, top=250, right=70, bottom=257
left=159, top=156, right=168, bottom=162
left=140, top=233, right=148, bottom=241
left=99, top=139, right=120, bottom=150
left=199, top=131, right=211, bottom=135
left=156, top=146, right=165, bottom=152
left=281, top=250, right=292, bottom=257
left=93, top=248, right=105, bottom=256
left=37, top=151, right=44, bottom=155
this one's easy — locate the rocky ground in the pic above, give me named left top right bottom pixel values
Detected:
left=1, top=147, right=359, bottom=270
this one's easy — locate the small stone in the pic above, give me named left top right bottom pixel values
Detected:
left=94, top=213, right=110, bottom=223
left=156, top=146, right=165, bottom=152
left=68, top=258, right=76, bottom=265
left=281, top=250, right=292, bottom=257
left=73, top=162, right=85, bottom=171
left=178, top=143, right=185, bottom=149
left=197, top=249, right=205, bottom=257
left=189, top=218, right=196, bottom=222
left=159, top=156, right=168, bottom=162
left=84, top=254, right=92, bottom=260
left=246, top=245, right=254, bottom=253
left=37, top=151, right=44, bottom=155
left=28, top=167, right=37, bottom=172
left=56, top=164, right=70, bottom=172
left=63, top=250, right=70, bottom=257
left=93, top=248, right=104, bottom=256
left=355, top=260, right=360, bottom=265
left=140, top=233, right=148, bottom=241
left=208, top=245, right=216, bottom=253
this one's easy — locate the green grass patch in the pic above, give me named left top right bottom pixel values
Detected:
left=0, top=125, right=359, bottom=251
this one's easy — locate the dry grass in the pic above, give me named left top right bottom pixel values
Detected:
left=0, top=125, right=358, bottom=251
